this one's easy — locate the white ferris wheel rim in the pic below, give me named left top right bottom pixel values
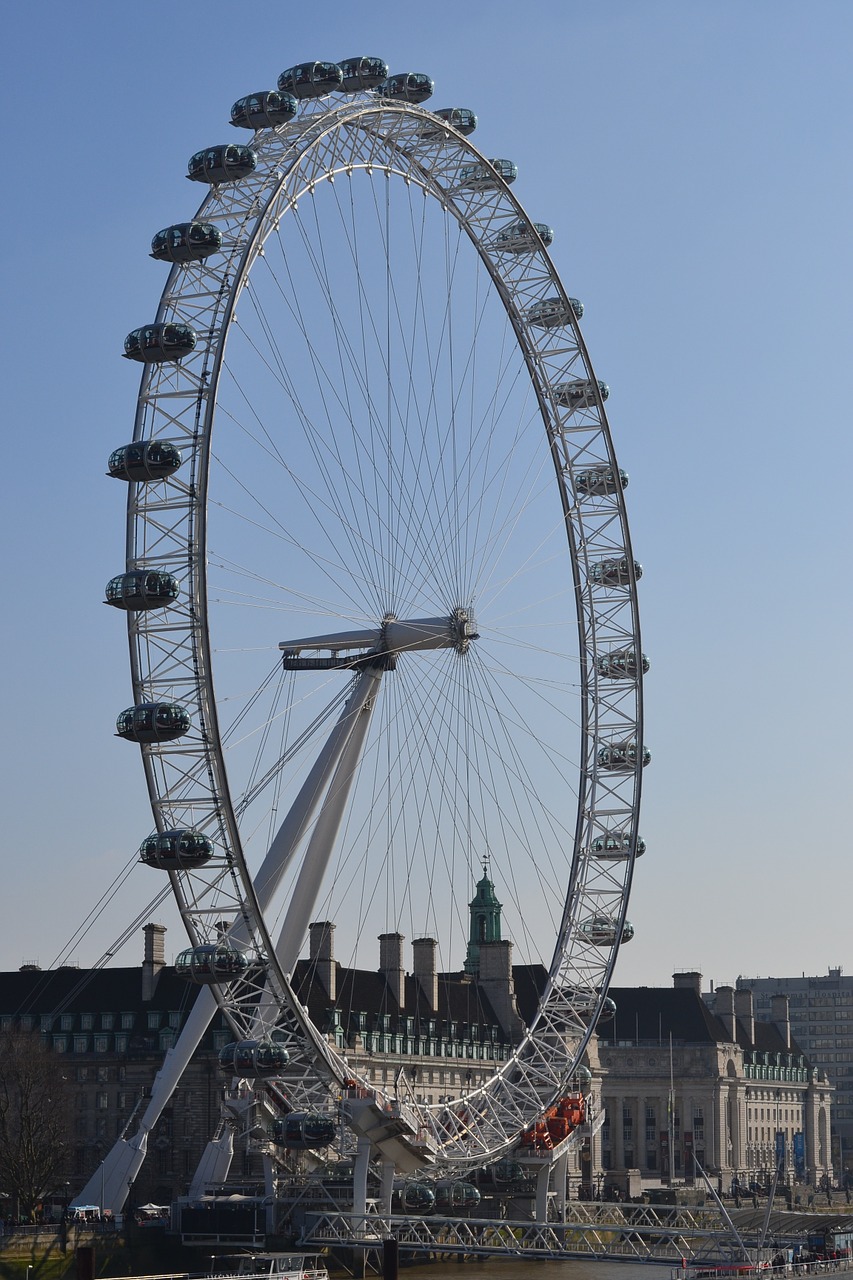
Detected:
left=118, top=85, right=645, bottom=1169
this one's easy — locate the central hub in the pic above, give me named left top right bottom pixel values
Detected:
left=280, top=609, right=479, bottom=671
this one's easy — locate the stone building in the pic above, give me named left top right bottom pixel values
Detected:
left=595, top=972, right=833, bottom=1189
left=728, top=969, right=853, bottom=1177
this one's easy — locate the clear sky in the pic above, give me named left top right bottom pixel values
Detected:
left=1, top=1, right=851, bottom=990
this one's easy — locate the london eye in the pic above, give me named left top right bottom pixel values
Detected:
left=102, top=56, right=646, bottom=1194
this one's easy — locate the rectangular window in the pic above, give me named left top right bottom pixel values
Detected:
left=101, top=1013, right=114, bottom=1031
left=61, top=1014, right=74, bottom=1031
left=80, top=1014, right=94, bottom=1031
left=169, top=1011, right=181, bottom=1028
left=114, top=1035, right=127, bottom=1053
left=40, top=1015, right=53, bottom=1032
left=97, top=1091, right=109, bottom=1110
left=53, top=1036, right=68, bottom=1053
left=74, top=1036, right=89, bottom=1053
left=147, top=1012, right=161, bottom=1030
left=121, top=1012, right=134, bottom=1029
left=94, top=1037, right=109, bottom=1053
left=19, top=1016, right=33, bottom=1031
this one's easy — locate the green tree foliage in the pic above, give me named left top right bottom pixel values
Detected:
left=0, top=1028, right=69, bottom=1220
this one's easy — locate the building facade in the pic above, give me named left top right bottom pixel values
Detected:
left=731, top=970, right=853, bottom=1177
left=595, top=973, right=833, bottom=1190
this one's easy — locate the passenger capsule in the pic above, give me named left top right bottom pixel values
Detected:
left=579, top=914, right=635, bottom=947
left=575, top=466, right=628, bottom=497
left=473, top=1160, right=527, bottom=1190
left=589, top=557, right=642, bottom=587
left=270, top=1112, right=337, bottom=1148
left=105, top=570, right=179, bottom=611
left=150, top=222, right=222, bottom=264
left=139, top=828, right=214, bottom=871
left=432, top=1180, right=481, bottom=1211
left=175, top=943, right=250, bottom=984
left=459, top=159, right=518, bottom=191
left=589, top=831, right=646, bottom=861
left=527, top=296, right=583, bottom=327
left=569, top=992, right=617, bottom=1023
left=230, top=90, right=298, bottom=130
left=218, top=1039, right=289, bottom=1077
left=338, top=56, right=389, bottom=91
left=187, top=144, right=257, bottom=185
left=554, top=378, right=609, bottom=409
left=379, top=72, right=434, bottom=104
left=597, top=740, right=651, bottom=771
left=596, top=649, right=649, bottom=679
left=123, top=323, right=197, bottom=364
left=108, top=440, right=183, bottom=483
left=496, top=220, right=554, bottom=253
left=116, top=702, right=191, bottom=744
left=277, top=62, right=343, bottom=99
left=574, top=1065, right=593, bottom=1085
left=418, top=107, right=477, bottom=138
left=392, top=1182, right=435, bottom=1213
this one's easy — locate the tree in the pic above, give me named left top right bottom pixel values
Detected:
left=0, top=1028, right=69, bottom=1220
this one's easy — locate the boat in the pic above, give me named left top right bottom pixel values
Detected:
left=214, top=1254, right=329, bottom=1280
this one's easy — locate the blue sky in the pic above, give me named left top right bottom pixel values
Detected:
left=1, top=1, right=851, bottom=989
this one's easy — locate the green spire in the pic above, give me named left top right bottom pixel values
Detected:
left=464, top=859, right=502, bottom=975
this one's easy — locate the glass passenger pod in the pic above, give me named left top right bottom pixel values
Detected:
left=589, top=831, right=646, bottom=860
left=218, top=1039, right=290, bottom=1077
left=554, top=378, right=609, bottom=408
left=575, top=465, right=628, bottom=497
left=597, top=740, right=651, bottom=771
left=379, top=72, right=435, bottom=104
left=459, top=159, right=518, bottom=191
left=230, top=90, right=298, bottom=130
left=392, top=1182, right=435, bottom=1213
left=104, top=570, right=179, bottom=611
left=175, top=944, right=250, bottom=985
left=496, top=220, right=554, bottom=253
left=277, top=62, right=343, bottom=99
left=527, top=296, right=583, bottom=327
left=123, top=323, right=197, bottom=364
left=139, top=828, right=214, bottom=871
left=474, top=1160, right=527, bottom=1190
left=186, top=144, right=257, bottom=185
left=150, top=222, right=222, bottom=264
left=432, top=107, right=477, bottom=135
left=589, top=557, right=643, bottom=587
left=107, top=440, right=183, bottom=483
left=338, top=57, right=389, bottom=91
left=579, top=914, right=635, bottom=947
left=115, top=702, right=191, bottom=744
left=270, top=1112, right=337, bottom=1148
left=432, top=1180, right=481, bottom=1211
left=596, top=649, right=650, bottom=679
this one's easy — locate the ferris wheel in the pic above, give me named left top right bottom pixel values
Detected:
left=107, top=57, right=647, bottom=1172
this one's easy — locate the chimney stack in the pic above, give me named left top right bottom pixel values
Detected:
left=412, top=938, right=438, bottom=1012
left=735, top=988, right=755, bottom=1045
left=771, top=994, right=791, bottom=1050
left=309, top=921, right=336, bottom=1002
left=479, top=940, right=524, bottom=1040
left=379, top=932, right=405, bottom=1009
left=673, top=971, right=702, bottom=994
left=142, top=923, right=166, bottom=1002
left=716, top=985, right=737, bottom=1042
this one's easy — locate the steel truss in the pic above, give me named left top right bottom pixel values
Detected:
left=303, top=1203, right=757, bottom=1265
